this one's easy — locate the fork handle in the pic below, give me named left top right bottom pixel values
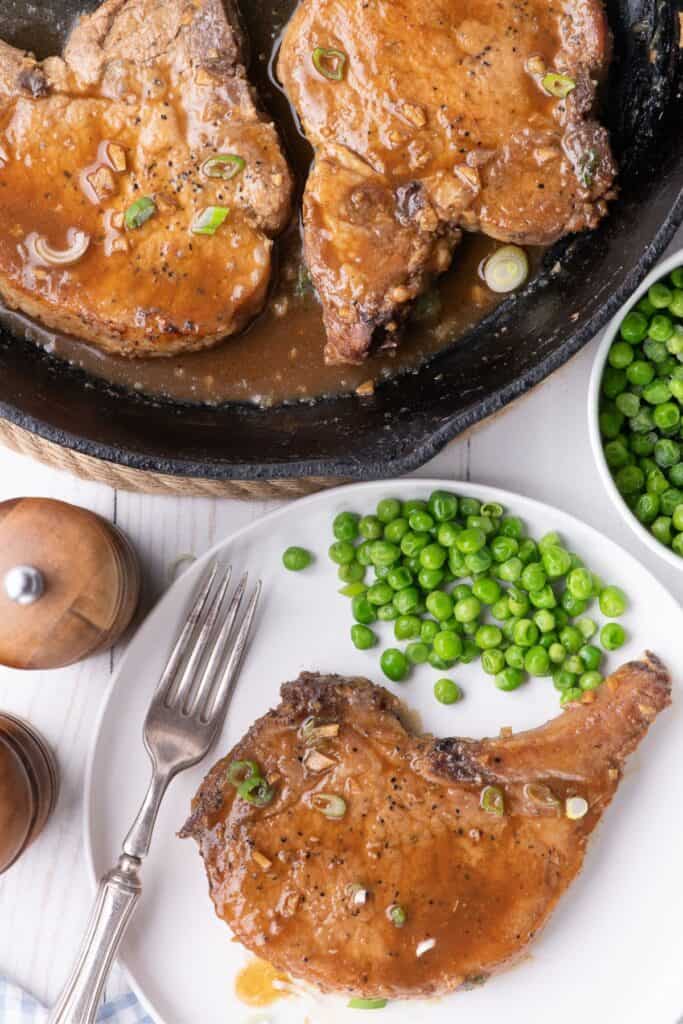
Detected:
left=47, top=855, right=141, bottom=1024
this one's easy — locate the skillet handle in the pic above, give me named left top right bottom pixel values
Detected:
left=46, top=854, right=142, bottom=1024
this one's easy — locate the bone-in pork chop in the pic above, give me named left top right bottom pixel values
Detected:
left=278, top=0, right=617, bottom=363
left=182, top=655, right=670, bottom=1000
left=0, top=0, right=293, bottom=356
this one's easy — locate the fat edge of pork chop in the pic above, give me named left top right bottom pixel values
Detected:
left=181, top=654, right=670, bottom=1000
left=0, top=0, right=293, bottom=356
left=278, top=0, right=617, bottom=364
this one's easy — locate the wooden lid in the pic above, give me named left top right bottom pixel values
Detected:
left=0, top=498, right=141, bottom=669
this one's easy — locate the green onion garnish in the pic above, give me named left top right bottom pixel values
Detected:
left=311, top=792, right=347, bottom=819
left=124, top=196, right=156, bottom=230
left=480, top=502, right=504, bottom=518
left=201, top=154, right=246, bottom=180
left=348, top=998, right=388, bottom=1010
left=227, top=759, right=260, bottom=786
left=312, top=46, right=347, bottom=81
left=387, top=903, right=406, bottom=927
left=192, top=205, right=230, bottom=236
left=480, top=784, right=504, bottom=816
left=483, top=245, right=529, bottom=294
left=237, top=775, right=275, bottom=807
left=541, top=72, right=576, bottom=98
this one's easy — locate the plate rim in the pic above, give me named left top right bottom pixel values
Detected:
left=82, top=476, right=682, bottom=1024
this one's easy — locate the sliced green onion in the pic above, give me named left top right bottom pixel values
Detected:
left=348, top=998, right=388, bottom=1010
left=237, top=775, right=275, bottom=807
left=312, top=46, right=347, bottom=81
left=124, top=196, right=156, bottom=230
left=387, top=903, right=406, bottom=927
left=192, top=205, right=230, bottom=235
left=480, top=784, right=504, bottom=816
left=565, top=795, right=589, bottom=820
left=480, top=502, right=504, bottom=518
left=201, top=153, right=246, bottom=180
left=483, top=245, right=529, bottom=294
left=227, top=759, right=261, bottom=786
left=311, top=792, right=347, bottom=819
left=523, top=782, right=560, bottom=810
left=541, top=72, right=576, bottom=98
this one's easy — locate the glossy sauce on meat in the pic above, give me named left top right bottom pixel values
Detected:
left=0, top=0, right=541, bottom=406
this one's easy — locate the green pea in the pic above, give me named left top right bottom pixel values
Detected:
left=525, top=645, right=550, bottom=677
left=459, top=638, right=479, bottom=664
left=394, top=615, right=421, bottom=640
left=282, top=546, right=313, bottom=571
left=519, top=562, right=546, bottom=592
left=481, top=648, right=505, bottom=674
left=356, top=541, right=374, bottom=566
left=380, top=648, right=409, bottom=682
left=629, top=431, right=656, bottom=457
left=601, top=622, right=626, bottom=650
left=673, top=503, right=683, bottom=531
left=387, top=566, right=412, bottom=590
left=559, top=625, right=583, bottom=653
left=499, top=516, right=523, bottom=539
left=426, top=590, right=454, bottom=621
left=643, top=379, right=672, bottom=405
left=651, top=516, right=673, bottom=546
left=453, top=583, right=473, bottom=601
left=553, top=669, right=577, bottom=691
left=533, top=609, right=555, bottom=633
left=495, top=667, right=524, bottom=691
left=668, top=464, right=683, bottom=488
left=599, top=408, right=624, bottom=439
left=599, top=585, right=627, bottom=617
left=333, top=511, right=359, bottom=541
left=434, top=630, right=463, bottom=661
left=655, top=403, right=682, bottom=433
left=384, top=517, right=409, bottom=543
left=564, top=652, right=584, bottom=675
left=505, top=645, right=525, bottom=669
left=455, top=528, right=486, bottom=554
left=508, top=585, right=531, bottom=615
left=475, top=624, right=502, bottom=650
left=418, top=567, right=444, bottom=590
left=338, top=561, right=364, bottom=583
left=615, top=391, right=640, bottom=418
left=465, top=549, right=493, bottom=575
left=541, top=545, right=572, bottom=579
left=369, top=540, right=401, bottom=567
left=428, top=490, right=459, bottom=522
left=491, top=596, right=512, bottom=620
left=329, top=540, right=356, bottom=565
left=560, top=686, right=583, bottom=705
left=402, top=500, right=428, bottom=516
left=377, top=602, right=398, bottom=621
left=498, top=557, right=523, bottom=582
left=352, top=594, right=376, bottom=624
left=513, top=618, right=539, bottom=647
left=419, top=543, right=447, bottom=570
left=608, top=341, right=634, bottom=368
left=565, top=567, right=593, bottom=601
left=408, top=510, right=434, bottom=533
left=366, top=581, right=394, bottom=606
left=436, top=522, right=459, bottom=547
left=517, top=539, right=538, bottom=565
left=614, top=465, right=644, bottom=495
left=528, top=584, right=557, bottom=610
left=401, top=531, right=430, bottom=557
left=579, top=671, right=603, bottom=691
left=620, top=310, right=648, bottom=343
left=578, top=644, right=602, bottom=671
left=661, top=488, right=683, bottom=516
left=671, top=268, right=683, bottom=288
left=672, top=532, right=683, bottom=556
left=393, top=586, right=420, bottom=614
left=490, top=535, right=519, bottom=562
left=647, top=467, right=669, bottom=494
left=376, top=498, right=401, bottom=523
left=649, top=282, right=673, bottom=308
left=434, top=678, right=461, bottom=704
left=548, top=642, right=566, bottom=664
left=453, top=595, right=480, bottom=623
left=420, top=619, right=439, bottom=643
left=626, top=360, right=655, bottom=387
left=460, top=497, right=481, bottom=517
left=351, top=624, right=376, bottom=650
left=573, top=618, right=595, bottom=641
left=448, top=546, right=466, bottom=575
left=406, top=641, right=430, bottom=664
left=643, top=338, right=668, bottom=363
left=602, top=367, right=627, bottom=398
left=472, top=577, right=501, bottom=605
left=339, top=581, right=367, bottom=598
left=648, top=314, right=674, bottom=342
left=359, top=515, right=383, bottom=540
left=561, top=590, right=587, bottom=617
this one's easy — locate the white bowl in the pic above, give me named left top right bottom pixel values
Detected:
left=588, top=247, right=683, bottom=571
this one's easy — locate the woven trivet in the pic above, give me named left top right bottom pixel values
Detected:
left=0, top=418, right=345, bottom=499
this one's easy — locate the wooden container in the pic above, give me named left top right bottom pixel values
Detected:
left=0, top=713, right=58, bottom=874
left=0, top=498, right=141, bottom=670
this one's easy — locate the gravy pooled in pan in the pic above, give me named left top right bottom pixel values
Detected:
left=182, top=658, right=669, bottom=1000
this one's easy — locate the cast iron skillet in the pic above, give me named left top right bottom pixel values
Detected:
left=0, top=0, right=681, bottom=481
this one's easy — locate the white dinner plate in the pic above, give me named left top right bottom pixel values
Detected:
left=85, top=479, right=683, bottom=1024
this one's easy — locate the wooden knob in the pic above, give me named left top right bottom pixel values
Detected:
left=0, top=498, right=141, bottom=670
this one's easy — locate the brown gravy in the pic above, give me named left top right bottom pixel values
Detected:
left=1, top=0, right=540, bottom=407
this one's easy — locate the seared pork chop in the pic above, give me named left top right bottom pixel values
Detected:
left=278, top=0, right=617, bottom=363
left=0, top=0, right=293, bottom=356
left=182, top=656, right=670, bottom=1000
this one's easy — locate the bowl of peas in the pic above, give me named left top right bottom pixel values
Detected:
left=589, top=249, right=683, bottom=567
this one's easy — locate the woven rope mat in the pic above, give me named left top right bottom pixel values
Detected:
left=0, top=418, right=345, bottom=499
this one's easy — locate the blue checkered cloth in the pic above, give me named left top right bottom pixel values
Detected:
left=0, top=976, right=153, bottom=1023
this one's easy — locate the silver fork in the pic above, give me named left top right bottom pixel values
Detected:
left=48, top=562, right=261, bottom=1024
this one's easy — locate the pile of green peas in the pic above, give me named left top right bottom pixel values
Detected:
left=600, top=267, right=683, bottom=555
left=321, top=491, right=628, bottom=706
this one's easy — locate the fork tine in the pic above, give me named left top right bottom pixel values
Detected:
left=188, top=572, right=248, bottom=718
left=170, top=565, right=233, bottom=710
left=202, top=580, right=261, bottom=726
left=154, top=561, right=218, bottom=705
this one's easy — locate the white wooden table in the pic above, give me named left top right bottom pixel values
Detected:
left=1, top=227, right=682, bottom=1013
